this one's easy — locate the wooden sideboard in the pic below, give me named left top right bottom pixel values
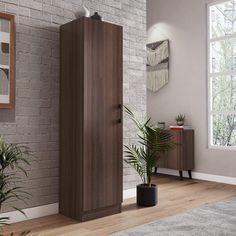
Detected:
left=155, top=129, right=194, bottom=180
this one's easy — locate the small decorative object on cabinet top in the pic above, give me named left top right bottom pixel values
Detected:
left=90, top=12, right=102, bottom=21
left=169, top=125, right=192, bottom=130
left=158, top=122, right=165, bottom=129
left=175, top=114, right=185, bottom=126
left=75, top=5, right=90, bottom=18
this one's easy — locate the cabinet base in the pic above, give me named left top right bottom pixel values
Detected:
left=60, top=204, right=122, bottom=222
left=80, top=204, right=121, bottom=222
left=155, top=168, right=193, bottom=181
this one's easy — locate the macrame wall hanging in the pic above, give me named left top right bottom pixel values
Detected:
left=147, top=40, right=169, bottom=92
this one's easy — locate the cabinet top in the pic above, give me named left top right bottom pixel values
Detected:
left=61, top=16, right=122, bottom=29
left=168, top=128, right=194, bottom=132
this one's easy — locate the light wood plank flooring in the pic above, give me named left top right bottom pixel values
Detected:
left=2, top=174, right=236, bottom=236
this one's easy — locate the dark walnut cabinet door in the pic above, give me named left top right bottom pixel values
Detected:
left=83, top=19, right=123, bottom=212
left=165, top=130, right=183, bottom=170
left=156, top=129, right=194, bottom=175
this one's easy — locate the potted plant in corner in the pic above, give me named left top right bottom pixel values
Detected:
left=124, top=107, right=174, bottom=207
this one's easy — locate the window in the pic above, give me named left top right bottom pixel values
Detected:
left=208, top=0, right=236, bottom=148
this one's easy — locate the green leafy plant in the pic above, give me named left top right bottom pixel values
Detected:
left=0, top=136, right=31, bottom=226
left=124, top=106, right=174, bottom=187
left=175, top=114, right=185, bottom=122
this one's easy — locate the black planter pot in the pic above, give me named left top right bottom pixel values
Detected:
left=137, top=184, right=157, bottom=207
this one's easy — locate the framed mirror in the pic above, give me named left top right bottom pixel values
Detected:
left=0, top=12, right=14, bottom=109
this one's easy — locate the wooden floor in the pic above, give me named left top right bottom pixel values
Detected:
left=3, top=174, right=236, bottom=236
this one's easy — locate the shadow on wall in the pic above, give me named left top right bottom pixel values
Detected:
left=147, top=23, right=172, bottom=44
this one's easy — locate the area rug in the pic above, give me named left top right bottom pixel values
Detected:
left=113, top=197, right=236, bottom=236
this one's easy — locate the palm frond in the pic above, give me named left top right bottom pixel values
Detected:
left=0, top=136, right=32, bottom=226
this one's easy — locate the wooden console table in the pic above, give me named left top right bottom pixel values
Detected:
left=155, top=129, right=194, bottom=180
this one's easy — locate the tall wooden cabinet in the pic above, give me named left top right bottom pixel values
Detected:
left=60, top=17, right=123, bottom=222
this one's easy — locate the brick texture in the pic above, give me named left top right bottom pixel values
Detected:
left=0, top=0, right=146, bottom=212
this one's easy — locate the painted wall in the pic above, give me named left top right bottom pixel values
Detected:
left=147, top=0, right=236, bottom=178
left=0, top=0, right=146, bottom=212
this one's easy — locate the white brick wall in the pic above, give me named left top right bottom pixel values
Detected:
left=0, top=0, right=146, bottom=212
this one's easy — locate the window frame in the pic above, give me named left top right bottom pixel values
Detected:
left=207, top=0, right=236, bottom=150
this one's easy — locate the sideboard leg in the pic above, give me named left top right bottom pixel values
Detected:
left=154, top=167, right=158, bottom=174
left=179, top=170, right=183, bottom=181
left=188, top=170, right=192, bottom=179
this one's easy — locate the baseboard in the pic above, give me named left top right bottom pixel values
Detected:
left=123, top=188, right=136, bottom=199
left=3, top=171, right=235, bottom=224
left=157, top=168, right=236, bottom=185
left=0, top=190, right=137, bottom=224
left=0, top=203, right=59, bottom=224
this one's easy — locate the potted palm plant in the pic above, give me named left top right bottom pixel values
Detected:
left=124, top=107, right=174, bottom=207
left=0, top=136, right=31, bottom=227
